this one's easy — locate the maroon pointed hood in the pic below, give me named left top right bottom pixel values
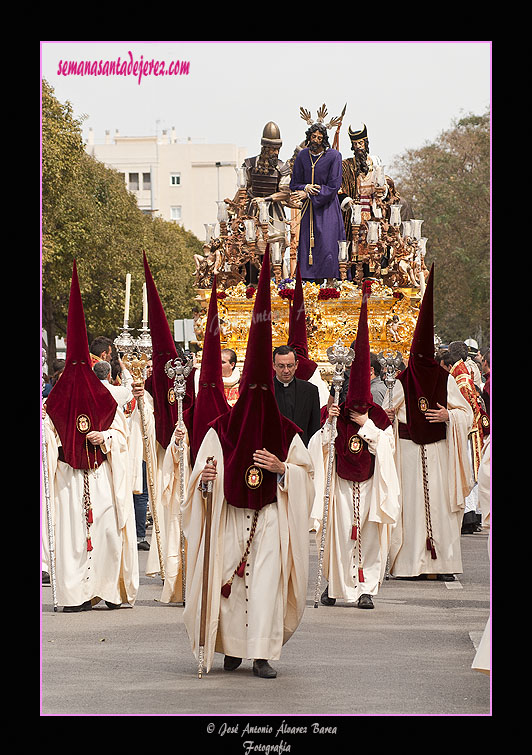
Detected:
left=211, top=250, right=300, bottom=510
left=398, top=264, right=449, bottom=445
left=143, top=252, right=195, bottom=448
left=46, top=260, right=117, bottom=469
left=289, top=264, right=317, bottom=380
left=183, top=276, right=230, bottom=465
left=345, top=280, right=374, bottom=411
left=335, top=280, right=390, bottom=482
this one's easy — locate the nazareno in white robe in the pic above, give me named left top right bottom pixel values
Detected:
left=157, top=426, right=192, bottom=603
left=182, top=427, right=314, bottom=673
left=126, top=391, right=168, bottom=580
left=43, top=408, right=139, bottom=608
left=308, top=418, right=401, bottom=602
left=130, top=389, right=174, bottom=580
left=471, top=433, right=490, bottom=674
left=388, top=377, right=474, bottom=577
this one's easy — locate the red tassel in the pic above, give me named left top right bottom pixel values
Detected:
left=426, top=536, right=437, bottom=559
left=221, top=582, right=232, bottom=598
left=351, top=525, right=358, bottom=541
left=87, top=537, right=93, bottom=552
left=87, top=508, right=93, bottom=525
left=358, top=567, right=365, bottom=583
left=236, top=560, right=246, bottom=578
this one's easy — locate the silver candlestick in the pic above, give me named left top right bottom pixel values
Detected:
left=114, top=324, right=136, bottom=355
left=136, top=322, right=152, bottom=358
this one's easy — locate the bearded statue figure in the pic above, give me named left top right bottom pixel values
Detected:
left=241, top=121, right=292, bottom=252
left=338, top=124, right=414, bottom=280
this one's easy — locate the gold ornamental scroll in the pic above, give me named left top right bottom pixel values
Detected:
left=193, top=281, right=421, bottom=380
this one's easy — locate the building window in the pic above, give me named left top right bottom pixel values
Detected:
left=170, top=173, right=181, bottom=186
left=170, top=206, right=182, bottom=222
left=128, top=172, right=139, bottom=191
left=142, top=173, right=151, bottom=190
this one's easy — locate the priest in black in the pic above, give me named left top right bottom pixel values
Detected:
left=273, top=345, right=321, bottom=447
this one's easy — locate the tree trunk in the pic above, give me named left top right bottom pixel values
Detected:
left=42, top=290, right=57, bottom=375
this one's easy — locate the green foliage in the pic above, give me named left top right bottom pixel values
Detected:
left=41, top=80, right=201, bottom=364
left=390, top=110, right=490, bottom=346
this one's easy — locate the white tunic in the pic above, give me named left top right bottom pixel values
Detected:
left=43, top=409, right=139, bottom=607
left=182, top=428, right=313, bottom=673
left=126, top=392, right=168, bottom=580
left=388, top=378, right=474, bottom=577
left=158, top=428, right=192, bottom=603
left=309, top=418, right=400, bottom=601
left=472, top=434, right=490, bottom=674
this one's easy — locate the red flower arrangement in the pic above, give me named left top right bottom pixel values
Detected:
left=317, top=288, right=341, bottom=300
left=278, top=288, right=295, bottom=300
left=245, top=286, right=256, bottom=299
left=216, top=291, right=227, bottom=300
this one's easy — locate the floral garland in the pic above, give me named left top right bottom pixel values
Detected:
left=317, top=278, right=341, bottom=300
left=277, top=277, right=296, bottom=300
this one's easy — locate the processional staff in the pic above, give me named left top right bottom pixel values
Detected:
left=314, top=340, right=354, bottom=608
left=42, top=348, right=58, bottom=611
left=197, top=456, right=216, bottom=678
left=164, top=353, right=194, bottom=603
left=377, top=350, right=404, bottom=412
left=377, top=350, right=403, bottom=578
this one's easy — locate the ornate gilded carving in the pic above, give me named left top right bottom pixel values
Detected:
left=194, top=279, right=420, bottom=373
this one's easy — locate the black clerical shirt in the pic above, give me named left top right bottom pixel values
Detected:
left=275, top=376, right=296, bottom=420
left=274, top=376, right=321, bottom=447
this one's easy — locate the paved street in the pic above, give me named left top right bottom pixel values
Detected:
left=41, top=526, right=491, bottom=723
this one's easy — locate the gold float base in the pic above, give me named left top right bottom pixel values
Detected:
left=193, top=279, right=421, bottom=373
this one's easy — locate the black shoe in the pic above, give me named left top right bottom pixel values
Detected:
left=63, top=600, right=92, bottom=613
left=437, top=574, right=456, bottom=582
left=137, top=540, right=150, bottom=551
left=105, top=601, right=121, bottom=609
left=357, top=593, right=374, bottom=609
left=253, top=659, right=277, bottom=678
left=320, top=586, right=336, bottom=606
left=223, top=655, right=242, bottom=671
left=42, top=571, right=50, bottom=584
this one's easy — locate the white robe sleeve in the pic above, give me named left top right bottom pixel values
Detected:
left=276, top=434, right=314, bottom=643
left=445, top=376, right=475, bottom=511
left=127, top=392, right=157, bottom=496
left=358, top=419, right=400, bottom=525
left=99, top=408, right=133, bottom=531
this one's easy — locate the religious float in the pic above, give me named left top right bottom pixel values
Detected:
left=191, top=105, right=429, bottom=381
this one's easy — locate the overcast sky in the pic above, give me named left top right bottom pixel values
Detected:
left=41, top=41, right=491, bottom=170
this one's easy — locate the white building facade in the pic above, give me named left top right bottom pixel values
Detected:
left=86, top=128, right=248, bottom=242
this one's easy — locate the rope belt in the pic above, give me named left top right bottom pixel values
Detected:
left=303, top=151, right=324, bottom=266
left=221, top=509, right=260, bottom=598
left=420, top=445, right=437, bottom=560
left=351, top=481, right=364, bottom=583
left=82, top=470, right=94, bottom=553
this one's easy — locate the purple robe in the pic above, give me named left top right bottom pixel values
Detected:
left=290, top=147, right=346, bottom=280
